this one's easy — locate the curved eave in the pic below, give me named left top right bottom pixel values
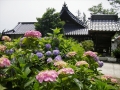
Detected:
left=60, top=6, right=87, bottom=28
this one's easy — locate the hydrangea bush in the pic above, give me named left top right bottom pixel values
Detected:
left=0, top=28, right=119, bottom=90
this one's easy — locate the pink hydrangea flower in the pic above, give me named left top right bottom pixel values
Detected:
left=2, top=36, right=11, bottom=41
left=83, top=51, right=99, bottom=61
left=75, top=61, right=89, bottom=67
left=66, top=51, right=77, bottom=57
left=111, top=78, right=117, bottom=83
left=0, top=57, right=11, bottom=67
left=84, top=51, right=97, bottom=57
left=36, top=70, right=58, bottom=83
left=58, top=68, right=74, bottom=75
left=101, top=75, right=117, bottom=83
left=54, top=61, right=67, bottom=68
left=103, top=75, right=113, bottom=79
left=0, top=45, right=6, bottom=52
left=24, top=30, right=42, bottom=38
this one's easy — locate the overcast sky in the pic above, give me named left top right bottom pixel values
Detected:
left=0, top=0, right=113, bottom=32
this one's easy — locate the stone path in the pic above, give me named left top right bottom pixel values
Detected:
left=98, top=62, right=120, bottom=78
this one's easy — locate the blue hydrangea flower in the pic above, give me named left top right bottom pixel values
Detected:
left=45, top=51, right=52, bottom=56
left=53, top=50, right=60, bottom=56
left=54, top=55, right=62, bottom=61
left=47, top=58, right=53, bottom=63
left=45, top=44, right=51, bottom=49
left=98, top=61, right=103, bottom=67
left=36, top=52, right=43, bottom=58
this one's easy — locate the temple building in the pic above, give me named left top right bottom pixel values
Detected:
left=3, top=3, right=120, bottom=56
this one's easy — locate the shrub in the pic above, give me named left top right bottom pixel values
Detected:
left=81, top=40, right=94, bottom=51
left=113, top=48, right=120, bottom=58
left=0, top=28, right=119, bottom=90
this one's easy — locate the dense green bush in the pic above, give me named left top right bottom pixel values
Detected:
left=113, top=48, right=120, bottom=58
left=81, top=40, right=94, bottom=51
left=0, top=28, right=119, bottom=90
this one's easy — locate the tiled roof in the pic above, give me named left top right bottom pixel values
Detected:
left=64, top=25, right=88, bottom=35
left=88, top=20, right=120, bottom=31
left=4, top=19, right=120, bottom=35
left=60, top=3, right=87, bottom=28
left=4, top=22, right=35, bottom=34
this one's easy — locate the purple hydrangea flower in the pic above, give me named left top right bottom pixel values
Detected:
left=47, top=58, right=53, bottom=63
left=94, top=56, right=99, bottom=62
left=54, top=55, right=62, bottom=61
left=45, top=44, right=51, bottom=49
left=5, top=49, right=14, bottom=54
left=36, top=52, right=43, bottom=58
left=9, top=49, right=14, bottom=54
left=45, top=51, right=52, bottom=56
left=98, top=61, right=104, bottom=67
left=53, top=50, right=60, bottom=56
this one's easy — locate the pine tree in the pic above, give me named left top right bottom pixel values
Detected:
left=88, top=3, right=116, bottom=14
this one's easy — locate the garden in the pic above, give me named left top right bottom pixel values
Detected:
left=0, top=28, right=120, bottom=90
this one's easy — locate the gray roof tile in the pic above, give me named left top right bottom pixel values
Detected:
left=64, top=25, right=88, bottom=35
left=88, top=20, right=120, bottom=31
left=4, top=22, right=35, bottom=34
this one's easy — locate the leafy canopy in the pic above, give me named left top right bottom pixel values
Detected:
left=108, top=0, right=120, bottom=13
left=35, top=8, right=65, bottom=36
left=88, top=3, right=116, bottom=14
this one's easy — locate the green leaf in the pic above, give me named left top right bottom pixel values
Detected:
left=24, top=77, right=35, bottom=88
left=47, top=33, right=53, bottom=36
left=24, top=66, right=31, bottom=76
left=33, top=82, right=41, bottom=90
left=52, top=28, right=61, bottom=34
left=10, top=65, right=21, bottom=74
left=73, top=78, right=83, bottom=90
left=0, top=84, right=6, bottom=90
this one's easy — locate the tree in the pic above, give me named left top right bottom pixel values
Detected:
left=83, top=12, right=87, bottom=24
left=88, top=3, right=116, bottom=14
left=76, top=10, right=81, bottom=19
left=35, top=8, right=65, bottom=36
left=76, top=10, right=87, bottom=24
left=108, top=0, right=120, bottom=13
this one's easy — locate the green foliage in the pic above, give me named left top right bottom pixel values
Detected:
left=90, top=80, right=117, bottom=90
left=108, top=0, right=120, bottom=12
left=88, top=3, right=116, bottom=14
left=0, top=84, right=6, bottom=90
left=81, top=40, right=94, bottom=51
left=0, top=28, right=119, bottom=90
left=113, top=48, right=120, bottom=58
left=35, top=8, right=65, bottom=36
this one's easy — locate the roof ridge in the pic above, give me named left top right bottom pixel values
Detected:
left=18, top=22, right=36, bottom=24
left=60, top=3, right=87, bottom=28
